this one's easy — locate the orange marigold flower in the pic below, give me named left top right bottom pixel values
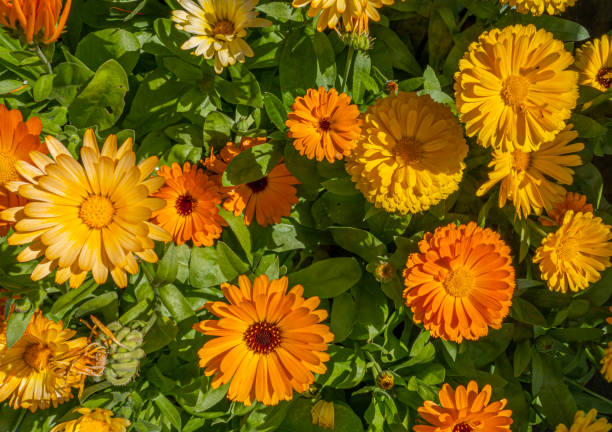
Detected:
left=286, top=87, right=361, bottom=163
left=203, top=137, right=300, bottom=227
left=0, top=310, right=105, bottom=412
left=151, top=162, right=225, bottom=247
left=50, top=407, right=130, bottom=432
left=0, top=104, right=45, bottom=237
left=193, top=274, right=334, bottom=406
left=0, top=0, right=72, bottom=44
left=540, top=192, right=593, bottom=226
left=415, top=381, right=513, bottom=432
left=403, top=222, right=515, bottom=343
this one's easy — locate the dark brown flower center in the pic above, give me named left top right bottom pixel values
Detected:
left=244, top=321, right=281, bottom=354
left=318, top=118, right=331, bottom=131
left=176, top=193, right=197, bottom=216
left=212, top=20, right=235, bottom=36
left=247, top=176, right=268, bottom=193
left=596, top=67, right=612, bottom=89
left=453, top=423, right=474, bottom=432
left=23, top=343, right=53, bottom=371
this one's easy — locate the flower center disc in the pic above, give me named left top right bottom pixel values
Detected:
left=453, top=423, right=474, bottom=432
left=318, top=117, right=332, bottom=132
left=501, top=75, right=530, bottom=109
left=23, top=343, right=53, bottom=371
left=597, top=67, right=612, bottom=90
left=212, top=20, right=235, bottom=36
left=512, top=151, right=531, bottom=171
left=244, top=321, right=281, bottom=354
left=557, top=237, right=580, bottom=261
left=176, top=193, right=197, bottom=216
left=0, top=151, right=18, bottom=187
left=394, top=136, right=421, bottom=165
left=247, top=176, right=269, bottom=193
left=443, top=267, right=474, bottom=297
left=80, top=196, right=115, bottom=229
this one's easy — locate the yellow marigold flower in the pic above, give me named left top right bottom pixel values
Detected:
left=50, top=407, right=130, bottom=432
left=403, top=222, right=515, bottom=343
left=498, top=0, right=575, bottom=15
left=415, top=381, right=513, bottom=432
left=312, top=400, right=335, bottom=430
left=286, top=87, right=361, bottom=163
left=0, top=104, right=45, bottom=237
left=346, top=91, right=467, bottom=214
left=151, top=162, right=225, bottom=247
left=601, top=342, right=612, bottom=383
left=477, top=127, right=583, bottom=219
left=534, top=211, right=612, bottom=293
left=540, top=192, right=593, bottom=226
left=0, top=0, right=71, bottom=44
left=575, top=34, right=612, bottom=92
left=454, top=24, right=578, bottom=153
left=555, top=409, right=612, bottom=432
left=0, top=311, right=105, bottom=412
left=193, top=274, right=334, bottom=406
left=172, top=0, right=271, bottom=74
left=0, top=129, right=171, bottom=289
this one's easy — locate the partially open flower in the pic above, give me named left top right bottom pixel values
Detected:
left=312, top=400, right=335, bottom=430
left=0, top=0, right=72, bottom=44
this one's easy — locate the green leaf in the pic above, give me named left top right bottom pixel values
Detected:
left=49, top=279, right=98, bottom=320
left=143, top=313, right=178, bottom=353
left=75, top=28, right=141, bottom=72
left=313, top=32, right=336, bottom=88
left=508, top=14, right=589, bottom=41
left=371, top=24, right=422, bottom=76
left=215, top=67, right=263, bottom=108
left=222, top=142, right=282, bottom=186
left=279, top=29, right=317, bottom=105
left=243, top=400, right=294, bottom=432
left=6, top=308, right=34, bottom=349
left=352, top=51, right=372, bottom=104
left=219, top=209, right=253, bottom=263
left=329, top=227, right=386, bottom=262
left=68, top=59, right=129, bottom=130
left=155, top=243, right=180, bottom=286
left=537, top=354, right=576, bottom=427
left=467, top=324, right=514, bottom=368
left=571, top=114, right=607, bottom=138
left=256, top=2, right=303, bottom=21
left=33, top=73, right=55, bottom=101
left=73, top=291, right=118, bottom=317
left=330, top=292, right=356, bottom=343
left=510, top=297, right=547, bottom=327
left=203, top=111, right=233, bottom=149
left=513, top=339, right=532, bottom=377
left=189, top=246, right=230, bottom=288
left=153, top=393, right=182, bottom=431
left=159, top=284, right=195, bottom=323
left=263, top=92, right=288, bottom=131
left=318, top=345, right=367, bottom=389
left=548, top=327, right=603, bottom=341
left=288, top=257, right=362, bottom=299
left=321, top=176, right=360, bottom=196
left=216, top=241, right=250, bottom=276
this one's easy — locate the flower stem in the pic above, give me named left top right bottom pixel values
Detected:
left=11, top=410, right=26, bottom=432
left=565, top=378, right=612, bottom=406
left=342, top=45, right=355, bottom=94
left=35, top=44, right=53, bottom=74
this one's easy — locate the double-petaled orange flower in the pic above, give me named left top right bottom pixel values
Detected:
left=0, top=0, right=72, bottom=44
left=540, top=192, right=593, bottom=226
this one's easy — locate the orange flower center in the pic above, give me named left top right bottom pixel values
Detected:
left=247, top=176, right=268, bottom=193
left=501, top=75, right=529, bottom=109
left=244, top=321, right=281, bottom=354
left=443, top=267, right=474, bottom=297
left=597, top=67, right=612, bottom=89
left=0, top=151, right=18, bottom=187
left=453, top=423, right=474, bottom=432
left=394, top=136, right=421, bottom=164
left=212, top=20, right=235, bottom=36
left=557, top=237, right=580, bottom=261
left=79, top=417, right=112, bottom=431
left=318, top=117, right=332, bottom=132
left=176, top=193, right=197, bottom=216
left=512, top=151, right=531, bottom=171
left=80, top=195, right=115, bottom=229
left=23, top=343, right=53, bottom=371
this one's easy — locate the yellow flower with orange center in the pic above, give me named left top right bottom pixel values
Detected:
left=415, top=381, right=513, bottom=432
left=50, top=407, right=130, bottom=432
left=0, top=311, right=105, bottom=412
left=555, top=409, right=612, bottom=432
left=151, top=162, right=225, bottom=247
left=575, top=34, right=612, bottom=93
left=286, top=87, right=361, bottom=163
left=454, top=24, right=578, bottom=153
left=203, top=137, right=300, bottom=227
left=403, top=222, right=515, bottom=343
left=477, top=127, right=583, bottom=219
left=540, top=192, right=593, bottom=226
left=0, top=104, right=45, bottom=237
left=534, top=210, right=612, bottom=293
left=498, top=0, right=576, bottom=15
left=346, top=91, right=468, bottom=214
left=193, top=274, right=334, bottom=406
left=172, top=0, right=271, bottom=74
left=0, top=129, right=171, bottom=289
left=0, top=0, right=71, bottom=44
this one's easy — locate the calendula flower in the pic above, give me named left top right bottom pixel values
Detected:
left=0, top=0, right=72, bottom=44
left=415, top=381, right=513, bottom=432
left=0, top=129, right=171, bottom=289
left=291, top=0, right=350, bottom=31
left=203, top=137, right=300, bottom=227
left=312, top=400, right=335, bottom=430
left=286, top=87, right=361, bottom=163
left=50, top=407, right=130, bottom=432
left=193, top=274, right=334, bottom=406
left=498, top=0, right=575, bottom=15
left=575, top=34, right=612, bottom=92
left=151, top=162, right=225, bottom=247
left=477, top=127, right=583, bottom=219
left=376, top=370, right=394, bottom=390
left=0, top=104, right=45, bottom=237
left=601, top=342, right=612, bottom=383
left=0, top=311, right=105, bottom=412
left=454, top=24, right=578, bottom=152
left=346, top=91, right=468, bottom=214
left=172, top=0, right=271, bottom=74
left=403, top=222, right=515, bottom=343
left=534, top=210, right=612, bottom=293
left=340, top=0, right=393, bottom=33
left=555, top=409, right=612, bottom=432
left=540, top=192, right=593, bottom=226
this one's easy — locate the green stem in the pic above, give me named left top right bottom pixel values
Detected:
left=11, top=410, right=26, bottom=432
left=565, top=378, right=612, bottom=406
left=364, top=350, right=382, bottom=375
left=35, top=44, right=52, bottom=74
left=342, top=45, right=355, bottom=94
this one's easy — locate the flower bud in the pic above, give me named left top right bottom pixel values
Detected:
left=376, top=370, right=395, bottom=390
left=312, top=400, right=334, bottom=430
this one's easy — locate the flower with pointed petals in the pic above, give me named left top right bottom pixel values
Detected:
left=498, top=0, right=575, bottom=15
left=540, top=192, right=593, bottom=226
left=575, top=34, right=612, bottom=92
left=0, top=0, right=72, bottom=44
left=50, top=407, right=130, bottom=432
left=555, top=409, right=612, bottom=432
